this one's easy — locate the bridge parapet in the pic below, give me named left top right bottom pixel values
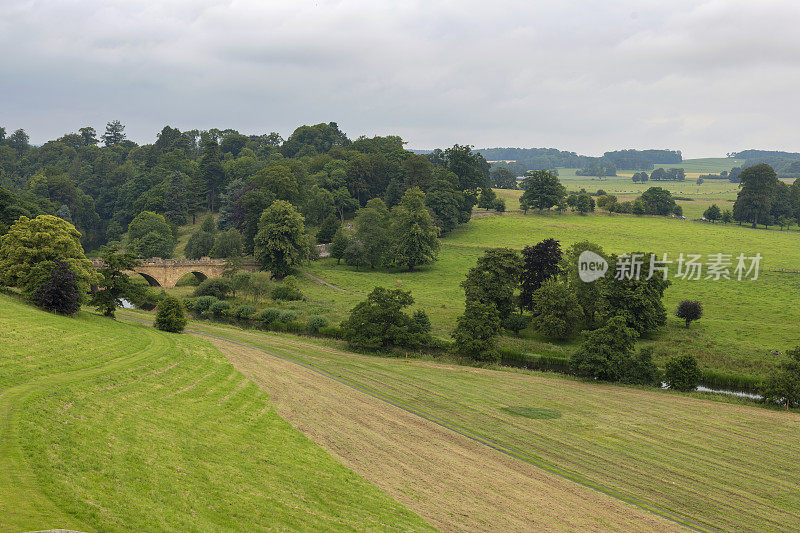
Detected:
left=90, top=256, right=258, bottom=287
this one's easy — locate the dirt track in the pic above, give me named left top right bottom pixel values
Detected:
left=206, top=337, right=685, bottom=532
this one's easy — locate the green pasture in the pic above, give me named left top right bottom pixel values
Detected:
left=0, top=294, right=429, bottom=532
left=183, top=320, right=800, bottom=532
left=300, top=212, right=800, bottom=378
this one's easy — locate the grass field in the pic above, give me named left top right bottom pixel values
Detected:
left=0, top=294, right=430, bottom=532
left=167, top=318, right=800, bottom=532
left=295, top=212, right=800, bottom=379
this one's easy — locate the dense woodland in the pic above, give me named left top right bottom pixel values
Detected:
left=0, top=122, right=490, bottom=256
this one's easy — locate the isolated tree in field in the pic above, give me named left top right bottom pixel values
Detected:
left=390, top=187, right=440, bottom=271
left=530, top=280, right=583, bottom=340
left=127, top=211, right=175, bottom=258
left=733, top=163, right=778, bottom=228
left=89, top=246, right=144, bottom=317
left=452, top=300, right=502, bottom=362
left=639, top=187, right=677, bottom=216
left=354, top=198, right=391, bottom=268
left=330, top=229, right=349, bottom=264
left=33, top=260, right=82, bottom=315
left=461, top=247, right=522, bottom=320
left=0, top=214, right=95, bottom=292
left=316, top=213, right=340, bottom=244
left=341, top=287, right=430, bottom=348
left=703, top=204, right=721, bottom=222
left=676, top=300, right=703, bottom=328
left=519, top=170, right=566, bottom=212
left=102, top=120, right=126, bottom=147
left=664, top=354, right=701, bottom=391
left=254, top=200, right=310, bottom=279
left=154, top=295, right=188, bottom=333
left=762, top=347, right=800, bottom=410
left=520, top=238, right=562, bottom=311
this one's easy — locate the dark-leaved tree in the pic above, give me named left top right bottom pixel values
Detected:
left=520, top=238, right=562, bottom=311
left=33, top=260, right=82, bottom=315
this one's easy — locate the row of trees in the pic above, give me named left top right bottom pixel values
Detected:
left=631, top=167, right=686, bottom=182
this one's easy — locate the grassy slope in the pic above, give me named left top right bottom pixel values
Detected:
left=179, top=320, right=800, bottom=532
left=0, top=295, right=430, bottom=532
left=302, top=212, right=800, bottom=377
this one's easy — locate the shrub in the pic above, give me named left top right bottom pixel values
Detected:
left=492, top=198, right=506, bottom=212
left=254, top=308, right=281, bottom=325
left=664, top=354, right=701, bottom=391
left=276, top=310, right=299, bottom=323
left=412, top=309, right=432, bottom=334
left=618, top=346, right=661, bottom=386
left=209, top=300, right=232, bottom=318
left=233, top=304, right=257, bottom=320
left=271, top=284, right=304, bottom=301
left=676, top=300, right=703, bottom=328
left=307, top=315, right=329, bottom=332
left=187, top=295, right=219, bottom=315
left=761, top=347, right=800, bottom=409
left=570, top=316, right=638, bottom=382
left=193, top=278, right=232, bottom=299
left=341, top=287, right=428, bottom=348
left=154, top=296, right=187, bottom=333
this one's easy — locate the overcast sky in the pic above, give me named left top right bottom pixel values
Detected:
left=2, top=0, right=799, bottom=158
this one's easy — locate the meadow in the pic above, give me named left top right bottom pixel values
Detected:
left=0, top=294, right=430, bottom=532
left=294, top=211, right=800, bottom=379
left=174, top=318, right=800, bottom=532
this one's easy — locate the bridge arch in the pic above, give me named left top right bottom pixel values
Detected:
left=135, top=272, right=162, bottom=287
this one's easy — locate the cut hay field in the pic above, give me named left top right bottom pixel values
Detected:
left=300, top=212, right=800, bottom=378
left=0, top=294, right=431, bottom=532
left=168, top=318, right=800, bottom=532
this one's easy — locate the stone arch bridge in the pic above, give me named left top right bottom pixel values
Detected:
left=90, top=257, right=259, bottom=288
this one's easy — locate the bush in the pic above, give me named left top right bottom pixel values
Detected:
left=341, top=287, right=428, bottom=348
left=193, top=278, right=232, bottom=299
left=452, top=300, right=502, bottom=362
left=254, top=308, right=281, bottom=325
left=271, top=284, right=304, bottom=301
left=664, top=354, right=701, bottom=391
left=618, top=346, right=661, bottom=386
left=307, top=315, right=329, bottom=332
left=154, top=296, right=188, bottom=333
left=209, top=300, right=232, bottom=318
left=276, top=310, right=299, bottom=323
left=412, top=309, right=432, bottom=334
left=186, top=295, right=219, bottom=315
left=492, top=198, right=506, bottom=212
left=232, top=304, right=257, bottom=320
left=761, top=347, right=800, bottom=408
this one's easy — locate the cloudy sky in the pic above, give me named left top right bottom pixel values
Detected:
left=2, top=0, right=799, bottom=157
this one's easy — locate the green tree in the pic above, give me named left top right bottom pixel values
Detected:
left=354, top=198, right=391, bottom=268
left=519, top=170, right=566, bottom=212
left=102, top=120, right=126, bottom=147
left=733, top=163, right=779, bottom=228
left=343, top=238, right=367, bottom=271
left=664, top=354, right=701, bottom=391
left=703, top=204, right=721, bottom=222
left=574, top=193, right=594, bottom=214
left=762, top=347, right=800, bottom=410
left=200, top=135, right=226, bottom=211
left=477, top=187, right=497, bottom=209
left=639, top=187, right=677, bottom=216
left=0, top=215, right=95, bottom=292
left=570, top=316, right=639, bottom=381
left=340, top=287, right=429, bottom=348
left=154, top=295, right=188, bottom=333
left=721, top=209, right=733, bottom=224
left=562, top=241, right=606, bottom=329
left=79, top=126, right=99, bottom=146
left=164, top=172, right=189, bottom=226
left=330, top=229, right=349, bottom=264
left=520, top=238, right=562, bottom=311
left=316, top=213, right=340, bottom=244
left=89, top=246, right=144, bottom=317
left=390, top=187, right=440, bottom=271
left=490, top=166, right=518, bottom=189
left=461, top=247, right=522, bottom=320
left=530, top=280, right=583, bottom=340
left=184, top=230, right=215, bottom=259
left=253, top=200, right=310, bottom=279
left=127, top=211, right=175, bottom=258
left=452, top=301, right=502, bottom=362
left=210, top=229, right=243, bottom=258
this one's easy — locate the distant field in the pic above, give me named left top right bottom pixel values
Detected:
left=0, top=295, right=429, bottom=531
left=654, top=157, right=744, bottom=174
left=179, top=319, right=800, bottom=532
left=298, top=212, right=800, bottom=378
